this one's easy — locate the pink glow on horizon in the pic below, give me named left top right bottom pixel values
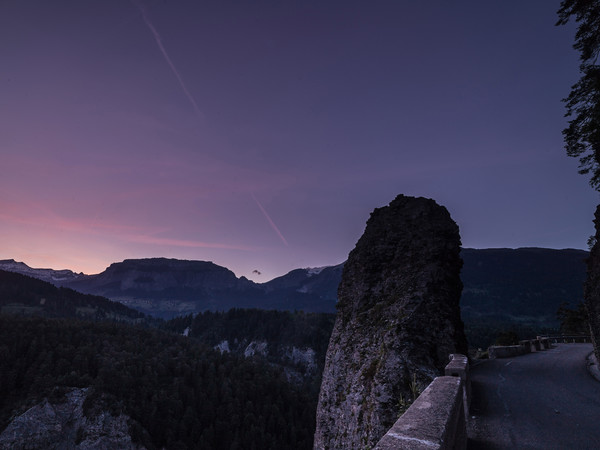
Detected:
left=0, top=201, right=148, bottom=235
left=1, top=1, right=597, bottom=282
left=1, top=200, right=254, bottom=249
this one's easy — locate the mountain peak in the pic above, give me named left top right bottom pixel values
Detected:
left=0, top=259, right=28, bottom=268
left=105, top=258, right=234, bottom=276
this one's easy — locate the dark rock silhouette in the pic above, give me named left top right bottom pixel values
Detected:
left=585, top=205, right=600, bottom=361
left=314, top=195, right=467, bottom=449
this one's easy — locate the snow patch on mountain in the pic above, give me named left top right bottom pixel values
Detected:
left=306, top=267, right=326, bottom=276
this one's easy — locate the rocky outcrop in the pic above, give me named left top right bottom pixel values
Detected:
left=314, top=195, right=467, bottom=449
left=0, top=388, right=145, bottom=450
left=585, top=205, right=600, bottom=362
left=213, top=338, right=319, bottom=384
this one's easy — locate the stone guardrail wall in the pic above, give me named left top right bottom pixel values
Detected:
left=373, top=336, right=591, bottom=448
left=544, top=335, right=591, bottom=343
left=488, top=335, right=591, bottom=359
left=374, top=354, right=470, bottom=450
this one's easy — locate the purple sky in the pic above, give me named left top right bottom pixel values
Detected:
left=1, top=0, right=598, bottom=281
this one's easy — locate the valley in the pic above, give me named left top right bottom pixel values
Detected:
left=0, top=247, right=587, bottom=347
left=0, top=247, right=588, bottom=447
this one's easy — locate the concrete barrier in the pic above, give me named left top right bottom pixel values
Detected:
left=488, top=337, right=559, bottom=358
left=539, top=338, right=550, bottom=349
left=445, top=353, right=471, bottom=414
left=374, top=376, right=466, bottom=450
left=488, top=344, right=529, bottom=359
left=543, top=335, right=590, bottom=344
left=519, top=340, right=534, bottom=353
left=375, top=354, right=469, bottom=449
left=490, top=335, right=592, bottom=358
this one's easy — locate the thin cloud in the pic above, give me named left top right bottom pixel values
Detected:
left=0, top=207, right=146, bottom=236
left=0, top=204, right=258, bottom=252
left=131, top=0, right=203, bottom=120
left=251, top=193, right=289, bottom=246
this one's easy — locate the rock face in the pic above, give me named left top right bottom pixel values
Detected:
left=314, top=195, right=467, bottom=449
left=585, top=205, right=600, bottom=362
left=0, top=388, right=145, bottom=450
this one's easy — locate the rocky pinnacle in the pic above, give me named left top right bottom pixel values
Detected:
left=314, top=195, right=467, bottom=449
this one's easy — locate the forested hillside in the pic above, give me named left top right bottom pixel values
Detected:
left=1, top=247, right=589, bottom=361
left=0, top=270, right=145, bottom=322
left=0, top=316, right=317, bottom=449
left=164, top=309, right=335, bottom=391
left=0, top=272, right=324, bottom=448
left=460, top=248, right=587, bottom=348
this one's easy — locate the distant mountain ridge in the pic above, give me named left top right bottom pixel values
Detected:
left=0, top=258, right=343, bottom=318
left=0, top=249, right=587, bottom=329
left=0, top=269, right=145, bottom=322
left=459, top=247, right=588, bottom=346
left=460, top=247, right=588, bottom=324
left=0, top=259, right=85, bottom=284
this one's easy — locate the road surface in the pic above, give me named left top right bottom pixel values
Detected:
left=468, top=343, right=600, bottom=450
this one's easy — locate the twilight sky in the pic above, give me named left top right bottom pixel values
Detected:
left=1, top=0, right=598, bottom=281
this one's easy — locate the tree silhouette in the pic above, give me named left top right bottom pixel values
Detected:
left=557, top=0, right=600, bottom=189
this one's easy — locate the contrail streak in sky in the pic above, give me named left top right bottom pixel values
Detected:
left=131, top=0, right=203, bottom=120
left=252, top=194, right=289, bottom=246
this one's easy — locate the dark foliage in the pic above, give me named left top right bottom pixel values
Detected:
left=464, top=320, right=556, bottom=350
left=0, top=316, right=317, bottom=449
left=557, top=301, right=590, bottom=334
left=494, top=330, right=520, bottom=346
left=163, top=309, right=335, bottom=395
left=557, top=0, right=600, bottom=189
left=164, top=309, right=334, bottom=361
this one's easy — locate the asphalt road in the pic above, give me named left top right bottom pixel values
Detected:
left=468, top=343, right=600, bottom=450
